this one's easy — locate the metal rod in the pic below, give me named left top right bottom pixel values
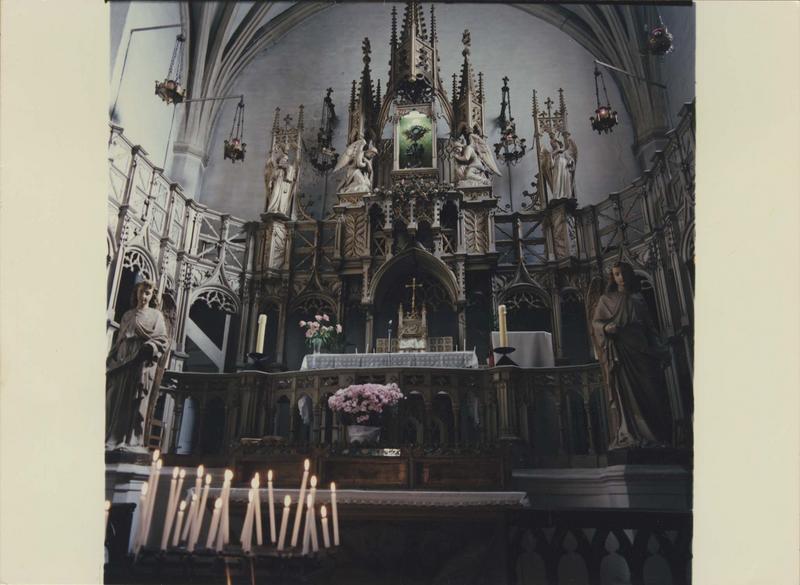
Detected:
left=163, top=104, right=178, bottom=169
left=181, top=95, right=244, bottom=105
left=593, top=59, right=668, bottom=89
left=110, top=24, right=182, bottom=121
left=507, top=164, right=514, bottom=211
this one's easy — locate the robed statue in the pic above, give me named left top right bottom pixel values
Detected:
left=264, top=141, right=296, bottom=216
left=591, top=262, right=672, bottom=448
left=540, top=130, right=577, bottom=199
left=449, top=130, right=501, bottom=188
left=334, top=137, right=379, bottom=194
left=106, top=279, right=169, bottom=450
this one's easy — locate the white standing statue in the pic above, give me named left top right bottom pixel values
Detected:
left=334, top=137, right=378, bottom=194
left=450, top=130, right=501, bottom=188
left=264, top=142, right=296, bottom=215
left=541, top=130, right=577, bottom=200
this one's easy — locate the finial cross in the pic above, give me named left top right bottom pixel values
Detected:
left=405, top=277, right=422, bottom=314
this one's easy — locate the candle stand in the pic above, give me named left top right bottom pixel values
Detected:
left=493, top=346, right=518, bottom=367
left=246, top=352, right=270, bottom=373
left=127, top=544, right=335, bottom=584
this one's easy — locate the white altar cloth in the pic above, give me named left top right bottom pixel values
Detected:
left=300, top=350, right=480, bottom=371
left=491, top=331, right=555, bottom=368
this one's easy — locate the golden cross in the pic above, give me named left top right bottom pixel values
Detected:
left=405, top=277, right=422, bottom=314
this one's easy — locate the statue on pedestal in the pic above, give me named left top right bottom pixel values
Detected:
left=264, top=140, right=297, bottom=216
left=540, top=130, right=577, bottom=200
left=334, top=137, right=378, bottom=194
left=591, top=262, right=672, bottom=449
left=106, top=279, right=169, bottom=450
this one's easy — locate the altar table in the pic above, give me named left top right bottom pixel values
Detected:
left=300, top=350, right=480, bottom=371
left=491, top=331, right=555, bottom=367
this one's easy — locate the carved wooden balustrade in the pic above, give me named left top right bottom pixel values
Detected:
left=159, top=363, right=607, bottom=469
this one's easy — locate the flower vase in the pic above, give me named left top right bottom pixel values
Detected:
left=346, top=425, right=381, bottom=445
left=311, top=337, right=323, bottom=355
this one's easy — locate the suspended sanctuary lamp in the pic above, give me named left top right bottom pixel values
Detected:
left=224, top=99, right=247, bottom=163
left=646, top=16, right=674, bottom=56
left=589, top=64, right=619, bottom=134
left=155, top=34, right=187, bottom=105
left=309, top=88, right=339, bottom=174
left=493, top=76, right=527, bottom=165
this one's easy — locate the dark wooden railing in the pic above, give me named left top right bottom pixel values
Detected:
left=159, top=363, right=607, bottom=469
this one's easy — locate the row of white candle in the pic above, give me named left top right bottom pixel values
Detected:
left=124, top=456, right=339, bottom=555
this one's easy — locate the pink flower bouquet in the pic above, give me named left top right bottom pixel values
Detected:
left=299, top=313, right=343, bottom=350
left=327, top=383, right=404, bottom=424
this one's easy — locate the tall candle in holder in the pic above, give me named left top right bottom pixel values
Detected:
left=172, top=501, right=187, bottom=547
left=277, top=495, right=291, bottom=551
left=291, top=459, right=310, bottom=547
left=221, top=469, right=233, bottom=544
left=267, top=469, right=276, bottom=543
left=498, top=304, right=508, bottom=347
left=330, top=482, right=339, bottom=546
left=256, top=314, right=267, bottom=353
left=320, top=505, right=331, bottom=548
left=160, top=467, right=180, bottom=550
left=206, top=498, right=222, bottom=549
left=104, top=501, right=111, bottom=535
left=251, top=474, right=263, bottom=546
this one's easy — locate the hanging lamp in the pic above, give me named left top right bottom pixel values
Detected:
left=493, top=76, right=527, bottom=165
left=155, top=34, right=187, bottom=105
left=590, top=65, right=618, bottom=134
left=646, top=15, right=674, bottom=56
left=224, top=99, right=247, bottom=163
left=309, top=88, right=339, bottom=173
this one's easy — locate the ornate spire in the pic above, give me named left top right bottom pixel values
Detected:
left=272, top=107, right=281, bottom=135
left=451, top=29, right=485, bottom=136
left=375, top=78, right=382, bottom=110
left=430, top=4, right=437, bottom=44
left=297, top=104, right=304, bottom=132
left=350, top=80, right=357, bottom=111
left=348, top=37, right=380, bottom=143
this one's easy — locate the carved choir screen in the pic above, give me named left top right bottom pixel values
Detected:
left=106, top=1, right=695, bottom=454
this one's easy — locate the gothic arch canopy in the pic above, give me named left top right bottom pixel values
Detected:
left=367, top=247, right=459, bottom=307
left=122, top=245, right=158, bottom=281
left=189, top=284, right=240, bottom=314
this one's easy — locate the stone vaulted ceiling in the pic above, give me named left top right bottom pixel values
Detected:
left=174, top=1, right=682, bottom=166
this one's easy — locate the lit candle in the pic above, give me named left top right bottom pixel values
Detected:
left=182, top=493, right=197, bottom=542
left=320, top=505, right=330, bottom=548
left=172, top=500, right=187, bottom=547
left=308, top=476, right=318, bottom=551
left=277, top=495, right=291, bottom=551
left=160, top=467, right=180, bottom=550
left=206, top=498, right=222, bottom=549
left=498, top=304, right=508, bottom=347
left=252, top=475, right=262, bottom=545
left=135, top=482, right=149, bottom=552
left=309, top=495, right=319, bottom=553
left=221, top=469, right=233, bottom=545
left=267, top=470, right=276, bottom=543
left=239, top=490, right=254, bottom=552
left=189, top=474, right=212, bottom=552
left=302, top=494, right=312, bottom=555
left=104, top=500, right=111, bottom=536
left=330, top=482, right=339, bottom=546
left=290, top=459, right=310, bottom=547
left=142, top=459, right=162, bottom=549
left=256, top=314, right=267, bottom=353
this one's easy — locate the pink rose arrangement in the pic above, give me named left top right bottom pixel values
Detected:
left=299, top=313, right=342, bottom=350
left=327, top=383, right=404, bottom=424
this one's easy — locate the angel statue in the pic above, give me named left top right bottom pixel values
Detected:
left=449, top=129, right=501, bottom=188
left=334, top=136, right=379, bottom=194
left=264, top=141, right=296, bottom=216
left=540, top=130, right=577, bottom=200
left=106, top=278, right=169, bottom=450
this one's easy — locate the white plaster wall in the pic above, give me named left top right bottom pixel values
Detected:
left=199, top=3, right=642, bottom=220
left=109, top=1, right=182, bottom=170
